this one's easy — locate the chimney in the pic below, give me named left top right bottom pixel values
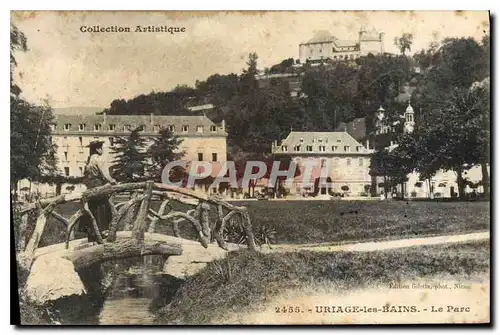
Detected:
left=103, top=111, right=107, bottom=124
left=390, top=140, right=394, bottom=146
left=150, top=112, right=154, bottom=125
left=221, top=119, right=226, bottom=131
left=365, top=139, right=370, bottom=149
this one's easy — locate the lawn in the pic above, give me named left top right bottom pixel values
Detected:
left=156, top=240, right=490, bottom=325
left=33, top=199, right=490, bottom=248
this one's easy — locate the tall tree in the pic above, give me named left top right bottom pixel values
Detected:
left=146, top=127, right=184, bottom=182
left=394, top=33, right=414, bottom=55
left=111, top=127, right=148, bottom=182
left=10, top=24, right=57, bottom=191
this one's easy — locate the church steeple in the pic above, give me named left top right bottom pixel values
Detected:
left=404, top=97, right=415, bottom=134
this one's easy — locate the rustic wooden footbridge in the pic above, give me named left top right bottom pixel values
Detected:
left=16, top=181, right=257, bottom=304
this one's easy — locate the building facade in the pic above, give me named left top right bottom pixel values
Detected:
left=18, top=112, right=227, bottom=197
left=299, top=27, right=384, bottom=64
left=272, top=131, right=373, bottom=197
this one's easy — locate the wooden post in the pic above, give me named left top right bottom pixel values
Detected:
left=132, top=181, right=154, bottom=241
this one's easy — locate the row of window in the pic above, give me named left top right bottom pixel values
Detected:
left=314, top=157, right=368, bottom=167
left=282, top=145, right=364, bottom=153
left=198, top=153, right=218, bottom=162
left=53, top=123, right=218, bottom=133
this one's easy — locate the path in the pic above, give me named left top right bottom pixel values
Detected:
left=262, top=231, right=490, bottom=253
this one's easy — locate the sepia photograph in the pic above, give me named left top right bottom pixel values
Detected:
left=10, top=10, right=490, bottom=325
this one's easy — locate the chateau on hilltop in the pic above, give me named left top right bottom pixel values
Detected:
left=299, top=26, right=385, bottom=64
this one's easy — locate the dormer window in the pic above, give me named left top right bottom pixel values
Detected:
left=196, top=125, right=204, bottom=133
left=306, top=145, right=313, bottom=152
left=300, top=138, right=304, bottom=143
left=78, top=124, right=86, bottom=131
left=108, top=124, right=116, bottom=131
left=182, top=125, right=189, bottom=133
left=153, top=125, right=161, bottom=132
left=312, top=138, right=316, bottom=143
left=332, top=146, right=338, bottom=152
left=318, top=139, right=322, bottom=143
left=294, top=145, right=301, bottom=152
left=123, top=125, right=131, bottom=131
left=64, top=123, right=71, bottom=131
left=169, top=125, right=175, bottom=132
left=319, top=145, right=326, bottom=152
left=210, top=125, right=217, bottom=132
left=337, top=139, right=342, bottom=143
left=281, top=145, right=288, bottom=152
left=93, top=124, right=102, bottom=131
left=50, top=124, right=56, bottom=131
left=356, top=146, right=362, bottom=152
left=344, top=146, right=350, bottom=152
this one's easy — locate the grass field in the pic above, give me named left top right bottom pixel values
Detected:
left=156, top=240, right=490, bottom=325
left=35, top=199, right=490, bottom=248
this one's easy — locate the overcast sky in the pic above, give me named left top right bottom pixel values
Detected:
left=11, top=11, right=489, bottom=109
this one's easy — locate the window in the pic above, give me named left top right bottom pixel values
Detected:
left=312, top=138, right=316, bottom=143
left=212, top=153, right=217, bottom=162
left=294, top=145, right=301, bottom=152
left=210, top=125, right=217, bottom=132
left=123, top=124, right=131, bottom=131
left=64, top=123, right=71, bottom=131
left=344, top=146, right=350, bottom=152
left=108, top=124, right=116, bottom=131
left=319, top=145, right=326, bottom=152
left=318, top=139, right=323, bottom=143
left=79, top=166, right=83, bottom=176
left=332, top=146, right=338, bottom=152
left=321, top=158, right=327, bottom=168
left=198, top=153, right=203, bottom=161
left=359, top=158, right=363, bottom=166
left=63, top=151, right=68, bottom=161
left=182, top=125, right=189, bottom=133
left=337, top=139, right=342, bottom=143
left=300, top=138, right=304, bottom=143
left=109, top=137, right=114, bottom=146
left=169, top=125, right=175, bottom=132
left=153, top=125, right=160, bottom=132
left=93, top=124, right=102, bottom=131
left=64, top=167, right=70, bottom=177
left=334, top=157, right=340, bottom=166
left=281, top=145, right=288, bottom=152
left=50, top=124, right=56, bottom=131
left=346, top=158, right=351, bottom=166
left=356, top=146, right=362, bottom=152
left=78, top=136, right=83, bottom=146
left=196, top=125, right=204, bottom=133
left=79, top=124, right=86, bottom=131
left=306, top=145, right=313, bottom=152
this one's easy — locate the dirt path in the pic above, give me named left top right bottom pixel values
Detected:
left=262, top=231, right=490, bottom=253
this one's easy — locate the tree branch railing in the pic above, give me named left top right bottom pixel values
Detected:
left=17, top=181, right=257, bottom=271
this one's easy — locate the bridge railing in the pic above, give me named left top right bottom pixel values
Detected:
left=17, top=181, right=257, bottom=271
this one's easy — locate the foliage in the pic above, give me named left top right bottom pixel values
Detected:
left=111, top=126, right=148, bottom=182
left=394, top=33, right=414, bottom=55
left=10, top=24, right=57, bottom=190
left=146, top=127, right=184, bottom=182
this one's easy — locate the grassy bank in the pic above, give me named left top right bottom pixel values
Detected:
left=156, top=240, right=490, bottom=325
left=37, top=199, right=489, bottom=248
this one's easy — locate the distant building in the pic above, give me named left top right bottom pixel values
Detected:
left=17, top=112, right=227, bottom=197
left=299, top=26, right=385, bottom=64
left=272, top=131, right=373, bottom=197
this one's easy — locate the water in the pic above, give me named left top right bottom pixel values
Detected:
left=56, top=256, right=183, bottom=325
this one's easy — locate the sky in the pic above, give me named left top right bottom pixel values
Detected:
left=11, top=11, right=490, bottom=109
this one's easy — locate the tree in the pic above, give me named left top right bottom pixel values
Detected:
left=394, top=33, right=414, bottom=55
left=10, top=24, right=57, bottom=192
left=111, top=127, right=148, bottom=182
left=146, top=127, right=184, bottom=182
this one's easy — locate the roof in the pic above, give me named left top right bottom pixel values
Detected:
left=274, top=131, right=369, bottom=155
left=52, top=114, right=226, bottom=136
left=333, top=39, right=358, bottom=48
left=304, top=30, right=336, bottom=44
left=335, top=118, right=367, bottom=141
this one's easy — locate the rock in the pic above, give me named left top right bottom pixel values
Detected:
left=25, top=254, right=86, bottom=305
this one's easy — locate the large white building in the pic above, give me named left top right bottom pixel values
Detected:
left=299, top=26, right=385, bottom=64
left=17, top=112, right=228, bottom=198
